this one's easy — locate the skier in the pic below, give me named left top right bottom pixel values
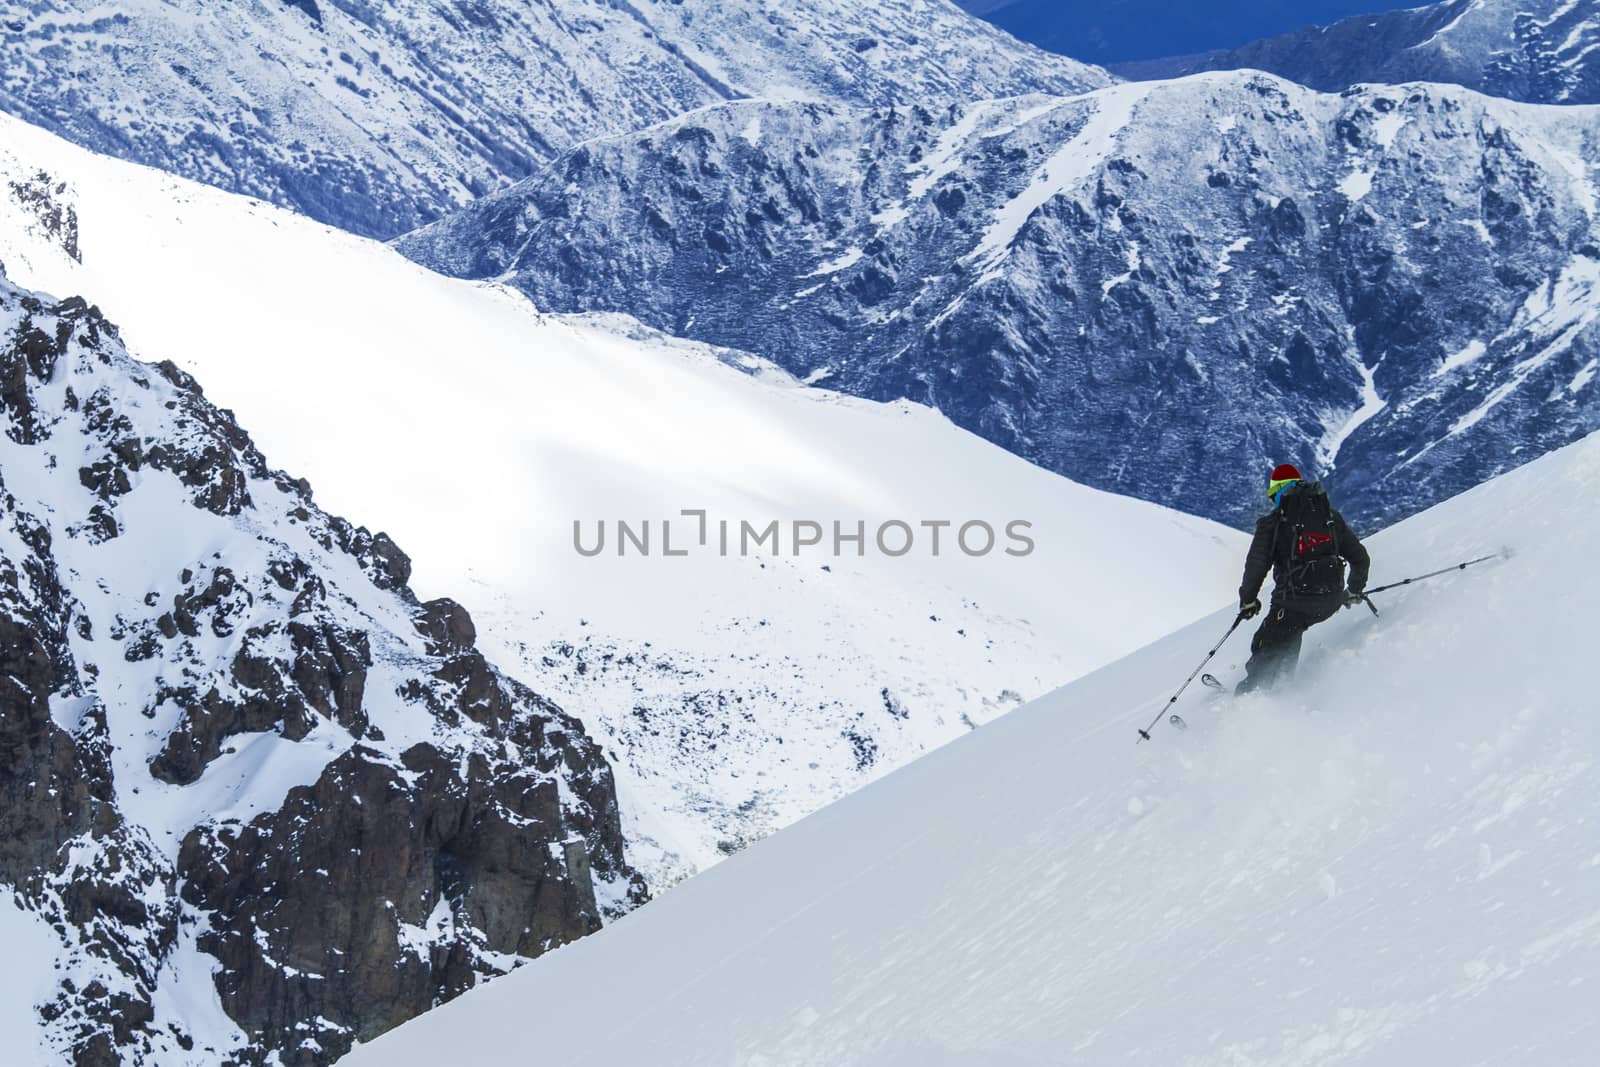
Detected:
left=1235, top=463, right=1370, bottom=694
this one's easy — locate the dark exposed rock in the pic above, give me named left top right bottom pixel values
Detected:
left=7, top=170, right=81, bottom=262
left=1, top=313, right=64, bottom=444
left=414, top=597, right=477, bottom=656
left=0, top=614, right=98, bottom=877
left=329, top=519, right=413, bottom=593
left=288, top=620, right=371, bottom=730
left=179, top=742, right=602, bottom=1062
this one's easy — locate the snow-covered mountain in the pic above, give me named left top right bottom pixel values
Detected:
left=0, top=262, right=644, bottom=1065
left=0, top=113, right=1245, bottom=894
left=1120, top=0, right=1600, bottom=106
left=399, top=71, right=1600, bottom=530
left=344, top=426, right=1600, bottom=1067
left=0, top=0, right=1108, bottom=239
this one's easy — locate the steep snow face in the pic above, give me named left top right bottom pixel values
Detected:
left=0, top=268, right=640, bottom=1065
left=0, top=115, right=1245, bottom=890
left=1122, top=0, right=1600, bottom=106
left=0, top=0, right=1108, bottom=239
left=345, top=428, right=1600, bottom=1067
left=400, top=73, right=1600, bottom=530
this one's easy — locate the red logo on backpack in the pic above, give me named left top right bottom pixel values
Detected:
left=1296, top=532, right=1334, bottom=556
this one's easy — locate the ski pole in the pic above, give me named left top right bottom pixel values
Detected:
left=1137, top=612, right=1245, bottom=743
left=1364, top=553, right=1500, bottom=597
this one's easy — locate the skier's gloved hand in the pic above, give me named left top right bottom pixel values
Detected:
left=1344, top=592, right=1366, bottom=609
left=1239, top=597, right=1261, bottom=620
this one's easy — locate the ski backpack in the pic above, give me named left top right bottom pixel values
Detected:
left=1279, top=483, right=1345, bottom=597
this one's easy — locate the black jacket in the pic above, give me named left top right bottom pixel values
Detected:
left=1239, top=485, right=1370, bottom=605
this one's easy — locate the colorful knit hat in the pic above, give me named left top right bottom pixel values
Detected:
left=1267, top=463, right=1301, bottom=501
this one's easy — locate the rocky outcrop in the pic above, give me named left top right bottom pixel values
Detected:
left=178, top=742, right=605, bottom=1062
left=0, top=268, right=645, bottom=1064
left=400, top=74, right=1600, bottom=530
left=6, top=168, right=79, bottom=262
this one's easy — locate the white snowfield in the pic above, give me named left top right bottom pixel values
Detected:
left=346, top=430, right=1599, bottom=1067
left=0, top=114, right=1244, bottom=886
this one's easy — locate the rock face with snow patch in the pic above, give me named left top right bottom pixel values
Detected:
left=0, top=0, right=1107, bottom=238
left=0, top=270, right=644, bottom=1064
left=400, top=73, right=1600, bottom=528
left=1118, top=0, right=1600, bottom=106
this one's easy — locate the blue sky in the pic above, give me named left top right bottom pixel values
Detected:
left=961, top=0, right=1435, bottom=64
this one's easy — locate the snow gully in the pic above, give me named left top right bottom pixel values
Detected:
left=572, top=511, right=1036, bottom=558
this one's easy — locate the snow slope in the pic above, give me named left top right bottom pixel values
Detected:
left=346, top=428, right=1598, bottom=1066
left=0, top=114, right=1245, bottom=888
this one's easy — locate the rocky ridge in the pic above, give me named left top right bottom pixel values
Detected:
left=0, top=0, right=1107, bottom=238
left=0, top=265, right=644, bottom=1065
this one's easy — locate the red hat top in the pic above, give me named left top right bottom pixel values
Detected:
left=1270, top=463, right=1302, bottom=482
